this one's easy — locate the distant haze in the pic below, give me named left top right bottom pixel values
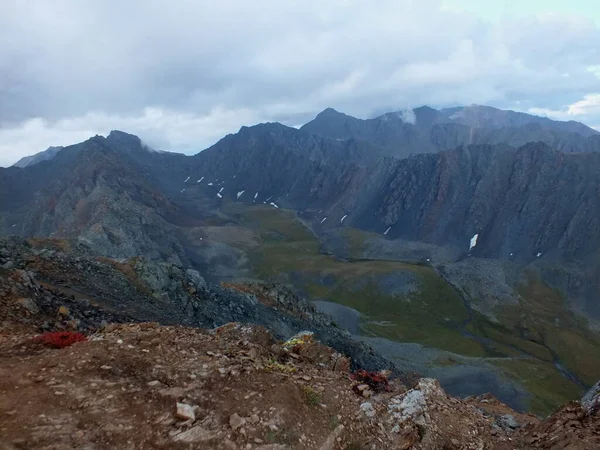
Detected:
left=1, top=0, right=599, bottom=166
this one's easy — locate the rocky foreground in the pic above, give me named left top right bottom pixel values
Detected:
left=2, top=321, right=600, bottom=450
left=1, top=255, right=599, bottom=449
left=0, top=236, right=599, bottom=449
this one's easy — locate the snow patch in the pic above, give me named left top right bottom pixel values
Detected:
left=217, top=193, right=223, bottom=198
left=320, top=217, right=327, bottom=224
left=219, top=187, right=224, bottom=193
left=184, top=176, right=190, bottom=183
left=254, top=192, right=258, bottom=200
left=208, top=182, right=213, bottom=186
left=181, top=189, right=186, bottom=193
left=469, top=233, right=479, bottom=251
left=537, top=252, right=542, bottom=257
left=197, top=177, right=204, bottom=183
left=340, top=214, right=348, bottom=224
left=269, top=202, right=279, bottom=208
left=384, top=226, right=391, bottom=235
left=266, top=196, right=273, bottom=202
left=233, top=175, right=237, bottom=179
left=236, top=190, right=245, bottom=199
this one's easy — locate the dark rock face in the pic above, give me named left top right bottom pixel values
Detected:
left=301, top=105, right=600, bottom=158
left=0, top=236, right=410, bottom=379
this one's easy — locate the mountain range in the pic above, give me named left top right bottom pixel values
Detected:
left=2, top=104, right=600, bottom=414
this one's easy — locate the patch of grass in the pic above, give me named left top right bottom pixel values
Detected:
left=266, top=426, right=300, bottom=445
left=229, top=206, right=600, bottom=414
left=493, top=272, right=600, bottom=386
left=492, top=358, right=583, bottom=416
left=301, top=385, right=322, bottom=407
left=264, top=359, right=297, bottom=374
left=329, top=414, right=340, bottom=430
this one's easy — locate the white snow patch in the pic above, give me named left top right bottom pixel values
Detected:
left=537, top=252, right=542, bottom=257
left=266, top=196, right=273, bottom=202
left=320, top=217, right=327, bottom=224
left=217, top=193, right=223, bottom=198
left=208, top=182, right=213, bottom=186
left=269, top=202, right=279, bottom=208
left=469, top=233, right=479, bottom=251
left=254, top=192, right=258, bottom=200
left=398, top=109, right=416, bottom=124
left=218, top=187, right=224, bottom=193
left=184, top=176, right=190, bottom=183
left=236, top=190, right=245, bottom=199
left=12, top=224, right=16, bottom=228
left=233, top=175, right=236, bottom=179
left=340, top=214, right=348, bottom=224
left=384, top=226, right=391, bottom=235
left=181, top=189, right=186, bottom=193
left=197, top=177, right=204, bottom=183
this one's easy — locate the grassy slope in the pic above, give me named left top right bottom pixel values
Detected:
left=220, top=204, right=595, bottom=415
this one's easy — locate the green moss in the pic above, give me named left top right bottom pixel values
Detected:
left=492, top=358, right=583, bottom=416
left=230, top=206, right=599, bottom=414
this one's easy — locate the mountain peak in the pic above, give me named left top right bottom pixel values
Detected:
left=107, top=130, right=142, bottom=143
left=315, top=107, right=347, bottom=119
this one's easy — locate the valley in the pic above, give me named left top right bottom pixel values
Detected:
left=184, top=200, right=595, bottom=415
left=2, top=105, right=600, bottom=418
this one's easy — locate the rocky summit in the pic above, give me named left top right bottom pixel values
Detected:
left=1, top=105, right=600, bottom=448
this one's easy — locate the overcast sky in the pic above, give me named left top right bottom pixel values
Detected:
left=1, top=0, right=599, bottom=166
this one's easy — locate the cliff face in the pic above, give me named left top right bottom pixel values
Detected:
left=301, top=105, right=600, bottom=158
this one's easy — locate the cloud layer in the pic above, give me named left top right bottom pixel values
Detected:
left=1, top=0, right=599, bottom=166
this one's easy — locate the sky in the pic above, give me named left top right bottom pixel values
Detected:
left=1, top=0, right=599, bottom=167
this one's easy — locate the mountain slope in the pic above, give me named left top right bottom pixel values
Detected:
left=12, top=146, right=65, bottom=168
left=3, top=122, right=600, bottom=413
left=301, top=105, right=600, bottom=157
left=441, top=104, right=599, bottom=137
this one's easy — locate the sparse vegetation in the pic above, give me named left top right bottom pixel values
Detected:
left=301, top=384, right=322, bottom=407
left=225, top=205, right=600, bottom=413
left=36, top=331, right=87, bottom=348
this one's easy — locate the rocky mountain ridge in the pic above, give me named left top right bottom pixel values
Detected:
left=2, top=105, right=600, bottom=415
left=301, top=105, right=600, bottom=158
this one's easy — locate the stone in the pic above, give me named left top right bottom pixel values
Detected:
left=175, top=402, right=196, bottom=421
left=496, top=414, right=520, bottom=430
left=581, top=380, right=600, bottom=414
left=173, top=425, right=218, bottom=443
left=229, top=413, right=246, bottom=430
left=357, top=384, right=370, bottom=391
left=332, top=356, right=350, bottom=372
left=58, top=305, right=70, bottom=316
left=147, top=380, right=162, bottom=387
left=18, top=298, right=40, bottom=315
left=360, top=402, right=376, bottom=418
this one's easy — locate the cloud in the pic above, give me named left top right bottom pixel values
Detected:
left=0, top=107, right=267, bottom=167
left=1, top=0, right=600, bottom=165
left=528, top=93, right=600, bottom=128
